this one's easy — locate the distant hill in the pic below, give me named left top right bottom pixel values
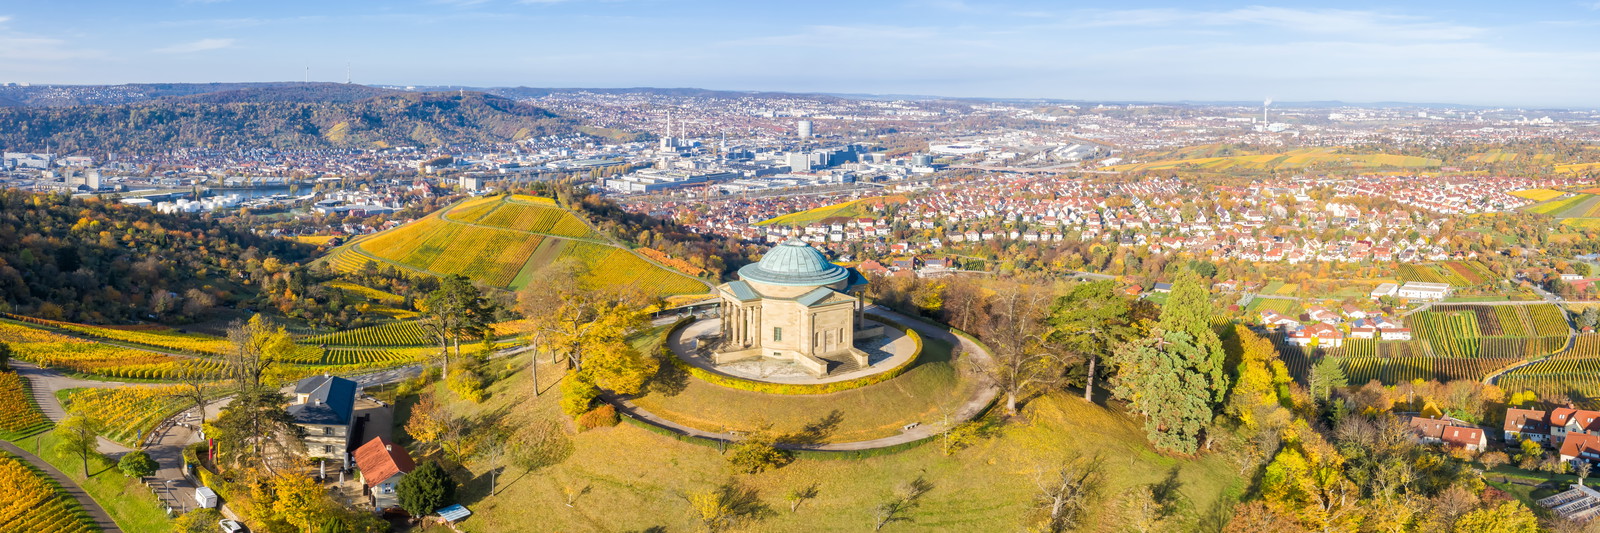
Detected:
left=0, top=90, right=578, bottom=154
left=160, top=83, right=400, bottom=104
left=322, top=194, right=710, bottom=298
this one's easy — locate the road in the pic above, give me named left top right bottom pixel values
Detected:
left=607, top=306, right=999, bottom=451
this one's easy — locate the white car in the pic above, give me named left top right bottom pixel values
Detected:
left=219, top=519, right=245, bottom=533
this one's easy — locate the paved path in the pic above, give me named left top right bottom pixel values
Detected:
left=606, top=306, right=999, bottom=451
left=0, top=440, right=123, bottom=532
left=10, top=361, right=135, bottom=455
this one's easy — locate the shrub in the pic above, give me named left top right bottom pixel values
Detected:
left=727, top=431, right=791, bottom=474
left=560, top=377, right=599, bottom=417
left=118, top=450, right=159, bottom=478
left=575, top=404, right=619, bottom=432
left=448, top=368, right=487, bottom=404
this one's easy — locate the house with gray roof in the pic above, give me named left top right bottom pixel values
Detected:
left=288, top=374, right=358, bottom=463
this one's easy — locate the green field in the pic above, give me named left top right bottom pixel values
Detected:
left=757, top=195, right=907, bottom=227
left=323, top=195, right=709, bottom=297
left=1104, top=147, right=1440, bottom=172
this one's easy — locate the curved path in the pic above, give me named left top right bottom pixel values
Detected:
left=605, top=306, right=999, bottom=451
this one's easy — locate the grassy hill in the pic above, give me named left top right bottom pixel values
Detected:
left=414, top=356, right=1243, bottom=532
left=1105, top=147, right=1440, bottom=172
left=757, top=195, right=907, bottom=227
left=324, top=195, right=709, bottom=297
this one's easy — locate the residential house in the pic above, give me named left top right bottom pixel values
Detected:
left=354, top=436, right=416, bottom=511
left=1561, top=432, right=1600, bottom=465
left=1306, top=306, right=1342, bottom=324
left=1551, top=408, right=1600, bottom=444
left=1288, top=323, right=1344, bottom=348
left=1341, top=305, right=1369, bottom=319
left=1504, top=408, right=1552, bottom=444
left=1259, top=311, right=1301, bottom=328
left=288, top=374, right=358, bottom=462
left=1408, top=416, right=1487, bottom=451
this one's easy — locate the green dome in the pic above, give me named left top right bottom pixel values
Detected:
left=738, top=240, right=850, bottom=286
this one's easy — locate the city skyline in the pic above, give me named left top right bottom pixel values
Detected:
left=2, top=1, right=1600, bottom=108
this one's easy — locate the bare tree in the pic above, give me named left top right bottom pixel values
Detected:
left=981, top=282, right=1066, bottom=415
left=169, top=359, right=214, bottom=426
left=1032, top=456, right=1101, bottom=533
left=872, top=475, right=933, bottom=531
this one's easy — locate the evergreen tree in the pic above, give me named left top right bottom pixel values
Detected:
left=1155, top=270, right=1228, bottom=403
left=1048, top=280, right=1136, bottom=401
left=1111, top=330, right=1214, bottom=454
left=1308, top=356, right=1347, bottom=402
left=398, top=461, right=456, bottom=517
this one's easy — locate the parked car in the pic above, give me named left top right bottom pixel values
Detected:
left=219, top=519, right=245, bottom=533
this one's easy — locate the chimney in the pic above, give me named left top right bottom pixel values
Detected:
left=386, top=445, right=393, bottom=452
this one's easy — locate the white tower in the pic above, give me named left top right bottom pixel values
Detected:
left=798, top=120, right=813, bottom=139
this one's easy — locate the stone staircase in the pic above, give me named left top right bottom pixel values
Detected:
left=819, top=354, right=861, bottom=375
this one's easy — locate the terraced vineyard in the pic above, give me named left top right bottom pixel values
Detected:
left=1342, top=356, right=1519, bottom=384
left=1409, top=310, right=1480, bottom=358
left=0, top=453, right=96, bottom=533
left=3, top=314, right=227, bottom=354
left=305, top=321, right=433, bottom=346
left=326, top=195, right=708, bottom=297
left=0, top=372, right=50, bottom=440
left=1501, top=358, right=1600, bottom=400
left=59, top=387, right=188, bottom=447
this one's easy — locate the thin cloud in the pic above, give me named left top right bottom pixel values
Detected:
left=154, top=38, right=235, bottom=53
left=1069, top=6, right=1483, bottom=41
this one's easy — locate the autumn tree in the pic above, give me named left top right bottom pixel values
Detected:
left=56, top=414, right=104, bottom=477
left=688, top=480, right=774, bottom=533
left=516, top=259, right=652, bottom=379
left=225, top=315, right=295, bottom=392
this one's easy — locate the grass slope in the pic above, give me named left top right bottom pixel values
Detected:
left=631, top=335, right=973, bottom=442
left=1105, top=147, right=1440, bottom=172
left=327, top=195, right=708, bottom=297
left=412, top=348, right=1242, bottom=531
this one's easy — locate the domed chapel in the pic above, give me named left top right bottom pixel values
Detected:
left=712, top=240, right=871, bottom=377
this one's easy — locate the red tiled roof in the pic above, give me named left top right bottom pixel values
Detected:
left=1504, top=408, right=1550, bottom=435
left=354, top=436, right=415, bottom=486
left=1563, top=432, right=1600, bottom=460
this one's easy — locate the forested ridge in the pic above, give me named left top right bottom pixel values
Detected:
left=0, top=91, right=576, bottom=154
left=0, top=190, right=313, bottom=323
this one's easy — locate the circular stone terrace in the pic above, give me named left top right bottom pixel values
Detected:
left=669, top=318, right=919, bottom=384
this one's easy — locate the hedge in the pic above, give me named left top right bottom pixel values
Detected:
left=664, top=316, right=925, bottom=395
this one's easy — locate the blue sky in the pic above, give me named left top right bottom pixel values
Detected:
left=3, top=1, right=1600, bottom=107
